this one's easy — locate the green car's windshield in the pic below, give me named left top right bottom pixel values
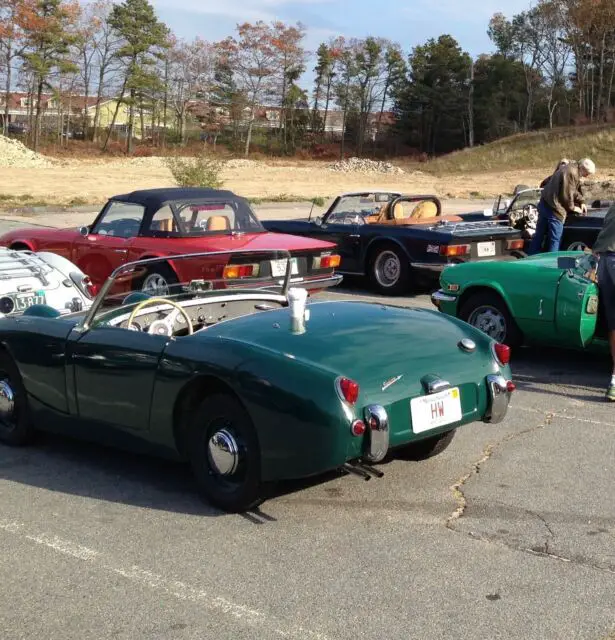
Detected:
left=81, top=250, right=297, bottom=330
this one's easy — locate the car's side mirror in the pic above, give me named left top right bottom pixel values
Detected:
left=79, top=226, right=89, bottom=237
left=313, top=216, right=323, bottom=226
left=483, top=208, right=493, bottom=217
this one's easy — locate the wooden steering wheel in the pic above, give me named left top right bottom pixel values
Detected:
left=126, top=297, right=193, bottom=336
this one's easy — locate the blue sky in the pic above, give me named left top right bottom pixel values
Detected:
left=152, top=0, right=532, bottom=85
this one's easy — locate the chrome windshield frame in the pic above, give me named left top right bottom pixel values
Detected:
left=76, top=248, right=295, bottom=332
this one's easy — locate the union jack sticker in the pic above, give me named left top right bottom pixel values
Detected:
left=426, top=244, right=440, bottom=253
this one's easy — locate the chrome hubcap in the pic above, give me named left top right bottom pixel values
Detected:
left=208, top=428, right=240, bottom=476
left=142, top=273, right=169, bottom=295
left=0, top=379, right=15, bottom=425
left=468, top=306, right=507, bottom=342
left=374, top=251, right=401, bottom=287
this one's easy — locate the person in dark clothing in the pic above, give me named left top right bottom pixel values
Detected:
left=528, top=158, right=595, bottom=254
left=539, top=158, right=569, bottom=188
left=593, top=204, right=615, bottom=400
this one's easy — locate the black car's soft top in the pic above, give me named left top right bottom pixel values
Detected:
left=111, top=187, right=246, bottom=216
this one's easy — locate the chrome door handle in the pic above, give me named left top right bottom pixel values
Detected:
left=113, top=249, right=128, bottom=254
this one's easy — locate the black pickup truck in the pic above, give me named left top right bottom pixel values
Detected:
left=262, top=192, right=525, bottom=295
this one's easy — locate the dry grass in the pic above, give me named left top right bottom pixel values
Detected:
left=423, top=123, right=615, bottom=175
left=2, top=124, right=615, bottom=208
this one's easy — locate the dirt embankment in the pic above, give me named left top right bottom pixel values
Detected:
left=1, top=136, right=615, bottom=207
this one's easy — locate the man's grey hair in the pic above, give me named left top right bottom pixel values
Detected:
left=579, top=157, right=596, bottom=174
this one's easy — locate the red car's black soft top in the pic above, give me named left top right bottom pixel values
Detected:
left=111, top=187, right=245, bottom=217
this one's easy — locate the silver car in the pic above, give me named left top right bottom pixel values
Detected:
left=0, top=248, right=94, bottom=316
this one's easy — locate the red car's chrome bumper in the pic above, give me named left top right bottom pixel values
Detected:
left=297, top=273, right=344, bottom=291
left=225, top=273, right=343, bottom=293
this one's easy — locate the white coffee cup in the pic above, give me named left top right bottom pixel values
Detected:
left=287, top=287, right=308, bottom=319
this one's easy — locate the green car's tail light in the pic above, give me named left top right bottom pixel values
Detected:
left=493, top=343, right=511, bottom=365
left=350, top=419, right=366, bottom=436
left=440, top=244, right=470, bottom=257
left=506, top=381, right=516, bottom=392
left=337, top=376, right=360, bottom=405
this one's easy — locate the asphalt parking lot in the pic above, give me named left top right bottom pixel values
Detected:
left=1, top=217, right=615, bottom=639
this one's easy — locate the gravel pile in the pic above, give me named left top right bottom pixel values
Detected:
left=0, top=135, right=52, bottom=168
left=328, top=157, right=404, bottom=175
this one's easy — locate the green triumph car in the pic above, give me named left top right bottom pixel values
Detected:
left=0, top=249, right=514, bottom=512
left=431, top=251, right=606, bottom=351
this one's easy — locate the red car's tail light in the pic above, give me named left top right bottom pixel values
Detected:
left=313, top=253, right=341, bottom=270
left=493, top=342, right=511, bottom=365
left=336, top=376, right=359, bottom=405
left=506, top=239, right=524, bottom=250
left=222, top=263, right=260, bottom=279
left=440, top=244, right=470, bottom=257
left=350, top=419, right=366, bottom=436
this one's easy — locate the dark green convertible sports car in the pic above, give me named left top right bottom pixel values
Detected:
left=0, top=249, right=515, bottom=512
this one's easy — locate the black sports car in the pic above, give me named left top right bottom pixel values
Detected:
left=475, top=188, right=611, bottom=252
left=262, top=192, right=524, bottom=295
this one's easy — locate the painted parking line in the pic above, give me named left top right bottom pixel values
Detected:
left=0, top=520, right=331, bottom=640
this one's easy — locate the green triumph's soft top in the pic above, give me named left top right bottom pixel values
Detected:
left=433, top=251, right=604, bottom=352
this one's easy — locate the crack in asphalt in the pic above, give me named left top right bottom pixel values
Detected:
left=533, top=510, right=556, bottom=555
left=445, top=409, right=555, bottom=530
left=445, top=408, right=615, bottom=578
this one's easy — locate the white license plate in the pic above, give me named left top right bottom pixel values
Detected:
left=410, top=387, right=462, bottom=434
left=270, top=258, right=299, bottom=277
left=477, top=241, right=496, bottom=257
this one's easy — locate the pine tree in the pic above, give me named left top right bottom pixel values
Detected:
left=107, top=0, right=168, bottom=153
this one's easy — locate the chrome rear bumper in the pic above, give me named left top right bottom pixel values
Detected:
left=484, top=374, right=512, bottom=423
left=363, top=404, right=389, bottom=463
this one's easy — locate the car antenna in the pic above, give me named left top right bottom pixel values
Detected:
left=308, top=200, right=315, bottom=221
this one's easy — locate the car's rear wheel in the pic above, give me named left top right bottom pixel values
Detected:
left=187, top=393, right=263, bottom=513
left=0, top=351, right=34, bottom=447
left=368, top=244, right=410, bottom=295
left=134, top=263, right=179, bottom=296
left=459, top=291, right=523, bottom=347
left=402, top=429, right=456, bottom=460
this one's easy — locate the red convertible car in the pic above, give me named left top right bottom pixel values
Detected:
left=0, top=188, right=342, bottom=295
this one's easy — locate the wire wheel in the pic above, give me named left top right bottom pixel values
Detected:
left=467, top=304, right=508, bottom=342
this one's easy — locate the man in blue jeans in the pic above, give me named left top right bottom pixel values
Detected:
left=528, top=157, right=596, bottom=254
